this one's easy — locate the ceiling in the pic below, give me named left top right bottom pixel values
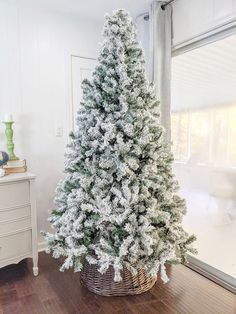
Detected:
left=172, top=33, right=236, bottom=111
left=9, top=0, right=152, bottom=20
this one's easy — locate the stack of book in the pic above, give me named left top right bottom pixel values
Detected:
left=3, top=159, right=27, bottom=174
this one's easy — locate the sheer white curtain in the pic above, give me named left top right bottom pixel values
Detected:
left=149, top=1, right=172, bottom=141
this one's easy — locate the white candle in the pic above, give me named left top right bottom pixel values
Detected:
left=3, top=114, right=13, bottom=122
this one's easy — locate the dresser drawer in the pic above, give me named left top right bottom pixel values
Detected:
left=0, top=181, right=30, bottom=209
left=0, top=205, right=31, bottom=223
left=0, top=230, right=32, bottom=261
left=0, top=217, right=31, bottom=235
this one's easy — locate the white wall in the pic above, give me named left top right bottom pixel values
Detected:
left=0, top=1, right=102, bottom=245
left=172, top=0, right=236, bottom=47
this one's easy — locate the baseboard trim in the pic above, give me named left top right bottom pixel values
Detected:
left=38, top=241, right=47, bottom=252
left=186, top=255, right=236, bottom=294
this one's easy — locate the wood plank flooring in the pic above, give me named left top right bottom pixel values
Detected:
left=0, top=252, right=235, bottom=314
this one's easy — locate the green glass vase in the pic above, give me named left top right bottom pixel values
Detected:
left=3, top=121, right=19, bottom=161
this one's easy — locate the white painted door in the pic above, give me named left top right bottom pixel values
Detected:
left=71, top=55, right=97, bottom=130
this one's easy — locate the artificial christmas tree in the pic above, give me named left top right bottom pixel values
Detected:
left=43, top=9, right=196, bottom=295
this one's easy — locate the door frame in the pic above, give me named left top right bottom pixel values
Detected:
left=171, top=23, right=236, bottom=294
left=187, top=255, right=236, bottom=294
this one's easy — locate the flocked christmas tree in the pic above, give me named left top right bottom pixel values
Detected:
left=43, top=9, right=196, bottom=283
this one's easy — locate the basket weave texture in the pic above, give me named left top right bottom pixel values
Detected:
left=80, top=258, right=157, bottom=296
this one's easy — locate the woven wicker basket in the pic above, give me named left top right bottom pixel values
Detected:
left=80, top=258, right=157, bottom=296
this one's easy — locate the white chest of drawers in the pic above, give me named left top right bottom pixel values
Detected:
left=0, top=172, right=38, bottom=276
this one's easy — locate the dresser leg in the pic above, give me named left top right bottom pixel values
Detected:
left=33, top=266, right=39, bottom=276
left=30, top=178, right=39, bottom=277
left=33, top=254, right=39, bottom=276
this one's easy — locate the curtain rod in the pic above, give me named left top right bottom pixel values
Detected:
left=140, top=0, right=175, bottom=21
left=161, top=0, right=175, bottom=10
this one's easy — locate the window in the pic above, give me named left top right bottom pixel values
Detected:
left=171, top=104, right=236, bottom=167
left=171, top=33, right=236, bottom=280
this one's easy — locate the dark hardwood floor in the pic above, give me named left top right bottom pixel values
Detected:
left=0, top=252, right=235, bottom=314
